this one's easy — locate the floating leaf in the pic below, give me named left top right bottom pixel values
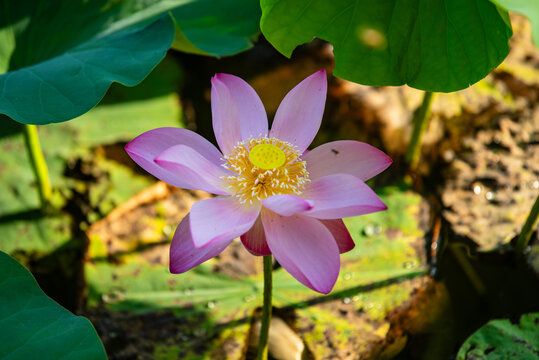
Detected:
left=260, top=0, right=512, bottom=92
left=457, top=313, right=539, bottom=359
left=271, top=184, right=427, bottom=353
left=0, top=211, right=72, bottom=255
left=85, top=183, right=427, bottom=357
left=0, top=56, right=182, bottom=255
left=0, top=251, right=106, bottom=360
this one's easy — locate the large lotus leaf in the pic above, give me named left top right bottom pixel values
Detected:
left=260, top=0, right=512, bottom=92
left=492, top=0, right=539, bottom=48
left=170, top=0, right=261, bottom=56
left=457, top=313, right=539, bottom=359
left=0, top=251, right=106, bottom=360
left=0, top=0, right=176, bottom=125
left=0, top=0, right=262, bottom=125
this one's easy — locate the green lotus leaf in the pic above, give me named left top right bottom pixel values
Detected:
left=0, top=251, right=106, bottom=360
left=260, top=0, right=512, bottom=92
left=170, top=0, right=261, bottom=56
left=0, top=0, right=176, bottom=125
left=457, top=313, right=539, bottom=359
left=0, top=0, right=262, bottom=125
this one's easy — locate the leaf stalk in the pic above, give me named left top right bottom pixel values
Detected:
left=405, top=91, right=435, bottom=168
left=516, top=193, right=539, bottom=256
left=23, top=124, right=52, bottom=208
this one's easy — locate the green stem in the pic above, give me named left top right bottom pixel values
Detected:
left=257, top=255, right=273, bottom=360
left=23, top=124, right=52, bottom=208
left=405, top=91, right=435, bottom=168
left=516, top=193, right=539, bottom=256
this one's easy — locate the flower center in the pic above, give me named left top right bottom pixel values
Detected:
left=248, top=143, right=286, bottom=169
left=222, top=137, right=309, bottom=204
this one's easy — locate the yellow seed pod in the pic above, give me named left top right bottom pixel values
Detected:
left=248, top=143, right=286, bottom=169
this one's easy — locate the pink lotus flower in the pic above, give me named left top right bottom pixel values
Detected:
left=125, top=70, right=391, bottom=294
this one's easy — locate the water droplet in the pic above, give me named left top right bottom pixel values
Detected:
left=531, top=180, right=539, bottom=189
left=342, top=297, right=352, bottom=304
left=373, top=225, right=382, bottom=235
left=443, top=149, right=455, bottom=162
left=184, top=287, right=194, bottom=296
left=363, top=224, right=375, bottom=236
left=206, top=301, right=216, bottom=309
left=102, top=290, right=126, bottom=303
left=343, top=273, right=352, bottom=281
left=402, top=261, right=417, bottom=269
left=163, top=225, right=172, bottom=236
left=485, top=191, right=495, bottom=201
left=473, top=184, right=482, bottom=195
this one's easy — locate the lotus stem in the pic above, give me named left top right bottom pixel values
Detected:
left=23, top=124, right=52, bottom=208
left=257, top=255, right=273, bottom=360
left=516, top=193, right=539, bottom=256
left=405, top=91, right=435, bottom=168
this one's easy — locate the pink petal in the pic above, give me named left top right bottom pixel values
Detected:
left=302, top=140, right=392, bottom=181
left=319, top=219, right=355, bottom=254
left=125, top=127, right=223, bottom=189
left=240, top=215, right=271, bottom=256
left=190, top=197, right=260, bottom=248
left=302, top=174, right=387, bottom=219
left=261, top=210, right=340, bottom=294
left=154, top=144, right=231, bottom=195
left=169, top=214, right=232, bottom=273
left=211, top=74, right=268, bottom=155
left=262, top=194, right=313, bottom=216
left=269, top=70, right=327, bottom=153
